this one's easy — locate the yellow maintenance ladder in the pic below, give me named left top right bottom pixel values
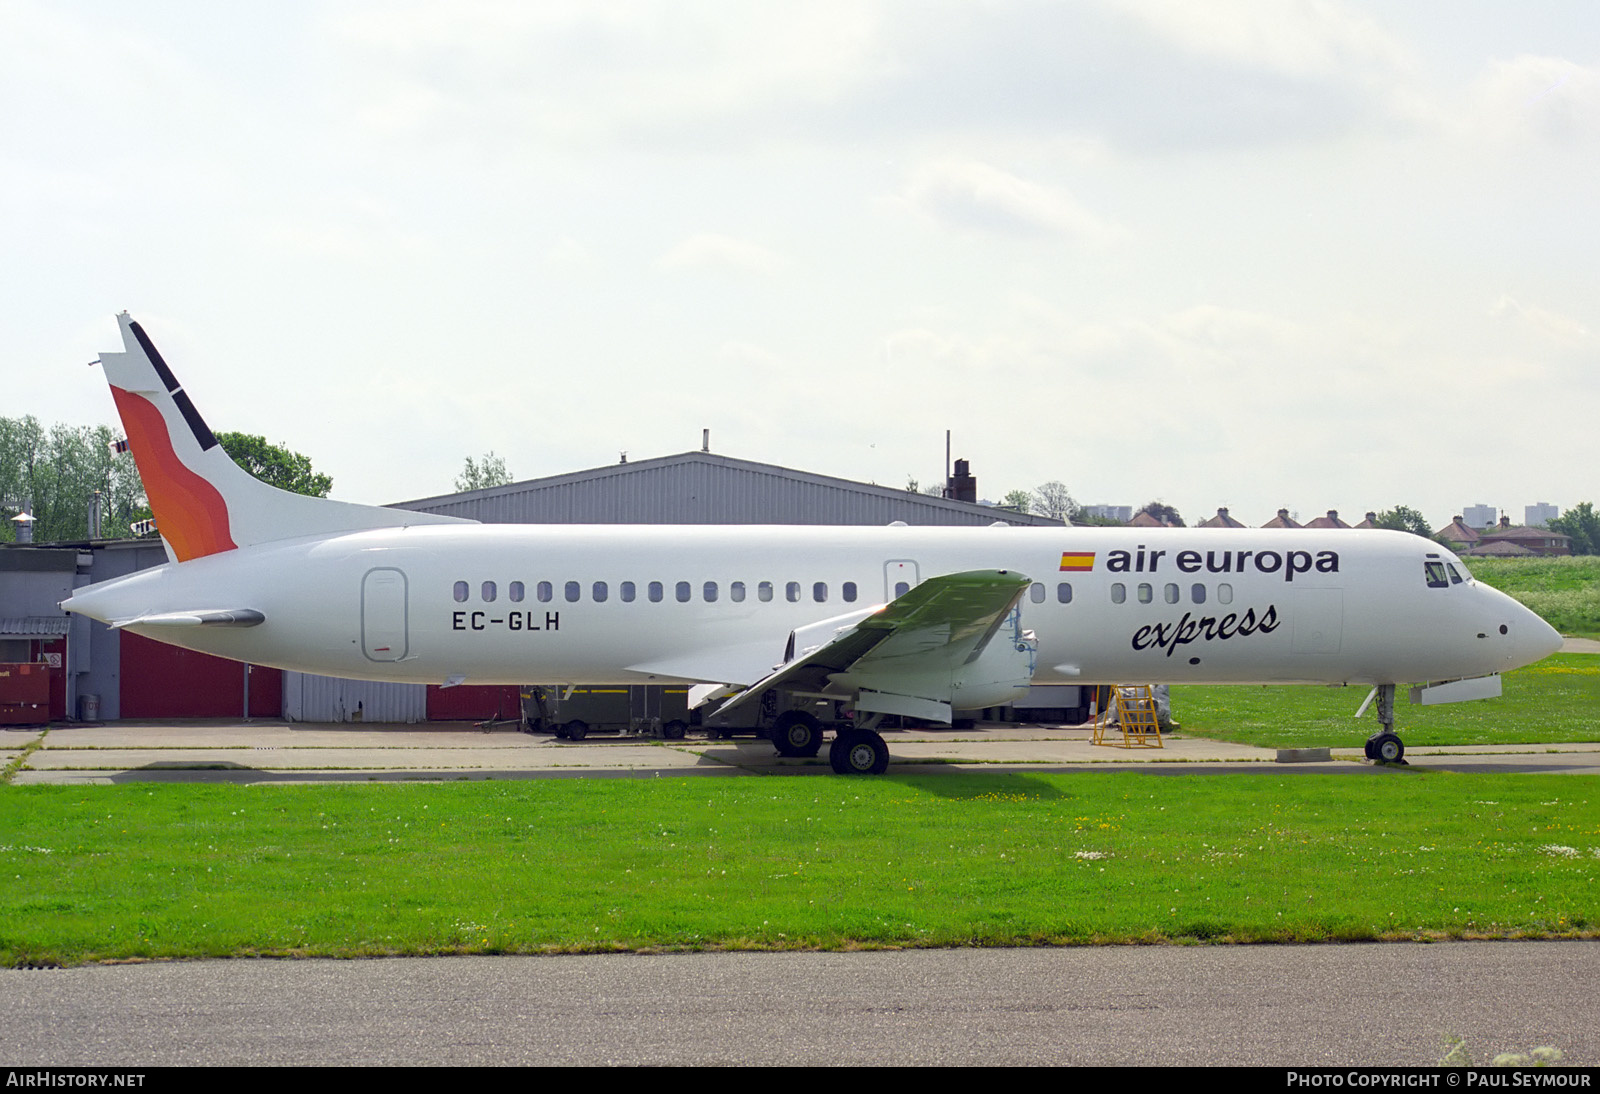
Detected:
left=1091, top=685, right=1164, bottom=749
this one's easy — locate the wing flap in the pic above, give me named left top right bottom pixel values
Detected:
left=712, top=570, right=1031, bottom=720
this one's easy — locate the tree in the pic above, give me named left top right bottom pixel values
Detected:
left=1031, top=481, right=1076, bottom=522
left=0, top=415, right=147, bottom=542
left=456, top=451, right=513, bottom=493
left=217, top=432, right=332, bottom=497
left=1374, top=505, right=1433, bottom=539
left=1139, top=500, right=1185, bottom=527
left=1549, top=502, right=1599, bottom=555
left=1000, top=489, right=1031, bottom=514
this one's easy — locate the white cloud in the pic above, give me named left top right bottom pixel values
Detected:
left=1491, top=295, right=1592, bottom=347
left=325, top=0, right=890, bottom=149
left=656, top=233, right=788, bottom=277
left=899, top=160, right=1119, bottom=242
left=1466, top=55, right=1600, bottom=144
left=1109, top=0, right=1412, bottom=82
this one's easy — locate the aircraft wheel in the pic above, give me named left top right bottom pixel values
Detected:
left=662, top=720, right=687, bottom=740
left=831, top=728, right=889, bottom=775
left=1363, top=737, right=1378, bottom=760
left=1372, top=732, right=1403, bottom=764
left=772, top=710, right=823, bottom=757
left=564, top=720, right=588, bottom=742
left=828, top=730, right=855, bottom=773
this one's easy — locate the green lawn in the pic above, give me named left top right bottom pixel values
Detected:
left=1171, top=653, right=1600, bottom=749
left=3, top=772, right=1598, bottom=965
left=1469, top=556, right=1600, bottom=639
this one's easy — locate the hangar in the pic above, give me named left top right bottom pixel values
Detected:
left=2, top=450, right=1058, bottom=724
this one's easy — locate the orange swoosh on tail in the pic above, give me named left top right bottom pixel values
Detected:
left=111, top=386, right=237, bottom=561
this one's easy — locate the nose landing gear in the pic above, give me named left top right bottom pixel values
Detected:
left=1361, top=684, right=1407, bottom=765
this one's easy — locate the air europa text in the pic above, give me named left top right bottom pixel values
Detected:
left=1106, top=546, right=1339, bottom=582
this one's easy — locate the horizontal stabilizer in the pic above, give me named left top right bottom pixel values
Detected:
left=110, top=609, right=265, bottom=629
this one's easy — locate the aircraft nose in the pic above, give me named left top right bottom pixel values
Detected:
left=1502, top=601, right=1564, bottom=668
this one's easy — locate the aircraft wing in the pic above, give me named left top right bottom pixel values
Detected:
left=711, top=569, right=1033, bottom=721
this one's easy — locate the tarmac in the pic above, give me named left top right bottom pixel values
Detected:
left=7, top=639, right=1596, bottom=785
left=7, top=716, right=1600, bottom=783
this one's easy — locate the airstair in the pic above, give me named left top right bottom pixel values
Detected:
left=1091, top=685, right=1164, bottom=749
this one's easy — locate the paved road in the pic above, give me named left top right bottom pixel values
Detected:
left=4, top=944, right=1597, bottom=1066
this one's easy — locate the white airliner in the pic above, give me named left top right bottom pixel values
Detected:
left=63, top=314, right=1563, bottom=774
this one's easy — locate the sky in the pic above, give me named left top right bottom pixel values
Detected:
left=3, top=0, right=1596, bottom=528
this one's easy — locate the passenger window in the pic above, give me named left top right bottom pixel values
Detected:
left=565, top=581, right=581, bottom=603
left=648, top=581, right=664, bottom=603
left=1138, top=583, right=1153, bottom=604
left=894, top=581, right=910, bottom=597
left=1164, top=583, right=1179, bottom=604
left=1191, top=583, right=1206, bottom=604
left=842, top=582, right=857, bottom=603
left=482, top=581, right=497, bottom=602
left=676, top=581, right=691, bottom=603
left=509, top=581, right=524, bottom=603
left=1111, top=583, right=1126, bottom=604
left=1217, top=584, right=1233, bottom=604
left=704, top=581, right=718, bottom=602
left=1030, top=583, right=1045, bottom=604
left=813, top=582, right=828, bottom=602
left=758, top=581, right=773, bottom=602
left=453, top=581, right=468, bottom=603
left=621, top=581, right=635, bottom=603
left=593, top=581, right=608, bottom=602
left=731, top=581, right=746, bottom=603
left=787, top=581, right=801, bottom=603
left=1057, top=582, right=1072, bottom=603
left=537, top=581, right=553, bottom=603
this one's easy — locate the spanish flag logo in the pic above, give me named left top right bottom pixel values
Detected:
left=1059, top=551, right=1095, bottom=572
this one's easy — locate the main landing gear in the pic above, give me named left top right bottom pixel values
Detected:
left=829, top=726, right=890, bottom=775
left=1361, top=684, right=1407, bottom=765
left=767, top=709, right=891, bottom=774
left=770, top=710, right=825, bottom=757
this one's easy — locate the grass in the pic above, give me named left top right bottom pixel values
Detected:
left=2, top=772, right=1598, bottom=965
left=1171, top=653, right=1600, bottom=749
left=1469, top=556, right=1600, bottom=639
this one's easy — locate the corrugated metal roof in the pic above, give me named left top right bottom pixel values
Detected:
left=392, top=451, right=1064, bottom=528
left=0, top=617, right=71, bottom=636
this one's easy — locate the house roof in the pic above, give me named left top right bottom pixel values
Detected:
left=1302, top=510, right=1351, bottom=529
left=1478, top=525, right=1571, bottom=545
left=1465, top=540, right=1538, bottom=557
left=1198, top=507, right=1246, bottom=528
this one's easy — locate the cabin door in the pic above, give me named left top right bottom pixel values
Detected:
left=362, top=567, right=410, bottom=662
left=1290, top=588, right=1343, bottom=654
left=884, top=559, right=920, bottom=600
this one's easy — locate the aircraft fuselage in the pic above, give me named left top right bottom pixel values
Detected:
left=64, top=522, right=1557, bottom=694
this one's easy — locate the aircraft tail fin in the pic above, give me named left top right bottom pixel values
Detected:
left=97, top=312, right=472, bottom=562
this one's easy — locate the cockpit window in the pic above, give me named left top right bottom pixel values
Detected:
left=1446, top=563, right=1463, bottom=584
left=1424, top=561, right=1450, bottom=589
